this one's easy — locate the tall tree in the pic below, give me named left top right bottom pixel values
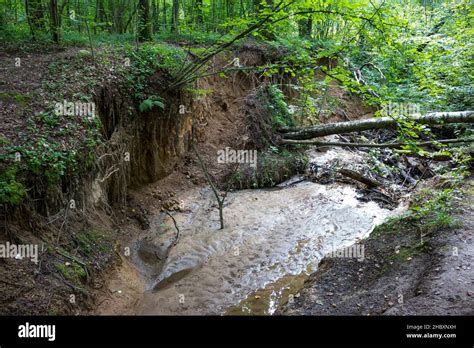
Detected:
left=298, top=15, right=313, bottom=38
left=94, top=0, right=107, bottom=33
left=25, top=0, right=45, bottom=39
left=152, top=0, right=160, bottom=32
left=138, top=0, right=152, bottom=40
left=196, top=0, right=203, bottom=27
left=162, top=0, right=167, bottom=31
left=171, top=0, right=178, bottom=32
left=49, top=0, right=60, bottom=42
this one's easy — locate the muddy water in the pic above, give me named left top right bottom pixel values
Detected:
left=130, top=170, right=401, bottom=315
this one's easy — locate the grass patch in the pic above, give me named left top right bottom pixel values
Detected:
left=388, top=240, right=430, bottom=262
left=372, top=184, right=465, bottom=262
left=55, top=261, right=87, bottom=284
left=374, top=186, right=461, bottom=238
left=0, top=92, right=30, bottom=105
left=409, top=187, right=461, bottom=234
left=75, top=228, right=112, bottom=257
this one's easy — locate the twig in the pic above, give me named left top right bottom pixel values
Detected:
left=56, top=205, right=69, bottom=245
left=99, top=165, right=119, bottom=183
left=165, top=211, right=180, bottom=246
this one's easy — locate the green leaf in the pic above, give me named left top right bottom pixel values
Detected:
left=139, top=96, right=165, bottom=112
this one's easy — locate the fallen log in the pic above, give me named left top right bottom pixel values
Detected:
left=280, top=138, right=474, bottom=148
left=338, top=168, right=381, bottom=188
left=280, top=111, right=474, bottom=140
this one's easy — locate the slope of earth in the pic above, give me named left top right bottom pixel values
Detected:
left=0, top=38, right=414, bottom=315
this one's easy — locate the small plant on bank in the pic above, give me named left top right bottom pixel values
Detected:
left=139, top=95, right=165, bottom=112
left=259, top=85, right=294, bottom=130
left=0, top=166, right=26, bottom=205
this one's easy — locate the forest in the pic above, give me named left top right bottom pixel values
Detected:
left=0, top=0, right=473, bottom=343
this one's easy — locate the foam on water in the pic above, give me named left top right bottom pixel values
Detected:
left=133, top=180, right=398, bottom=315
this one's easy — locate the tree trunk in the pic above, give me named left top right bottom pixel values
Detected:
left=240, top=0, right=245, bottom=18
left=25, top=0, right=45, bottom=36
left=338, top=168, right=381, bottom=188
left=218, top=201, right=224, bottom=230
left=138, top=0, right=152, bottom=41
left=211, top=0, right=215, bottom=31
left=280, top=138, right=474, bottom=148
left=280, top=112, right=474, bottom=140
left=297, top=9, right=313, bottom=38
left=49, top=0, right=60, bottom=43
left=171, top=0, right=179, bottom=33
left=195, top=0, right=203, bottom=27
left=152, top=0, right=159, bottom=32
left=98, top=0, right=106, bottom=22
left=162, top=0, right=166, bottom=30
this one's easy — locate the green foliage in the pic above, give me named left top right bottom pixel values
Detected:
left=123, top=43, right=186, bottom=101
left=0, top=0, right=471, bottom=206
left=55, top=261, right=87, bottom=284
left=344, top=0, right=473, bottom=112
left=1, top=112, right=101, bottom=191
left=409, top=187, right=460, bottom=234
left=260, top=85, right=294, bottom=129
left=139, top=96, right=165, bottom=112
left=35, top=110, right=62, bottom=128
left=0, top=166, right=26, bottom=205
left=75, top=229, right=110, bottom=257
left=372, top=185, right=463, bottom=255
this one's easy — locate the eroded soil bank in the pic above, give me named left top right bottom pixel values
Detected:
left=2, top=42, right=471, bottom=316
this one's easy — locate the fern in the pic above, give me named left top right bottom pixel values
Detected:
left=139, top=96, right=165, bottom=112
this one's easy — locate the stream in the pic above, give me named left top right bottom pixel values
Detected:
left=127, top=148, right=404, bottom=315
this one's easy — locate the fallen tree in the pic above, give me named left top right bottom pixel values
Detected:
left=338, top=168, right=381, bottom=188
left=280, top=138, right=474, bottom=148
left=279, top=111, right=474, bottom=140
